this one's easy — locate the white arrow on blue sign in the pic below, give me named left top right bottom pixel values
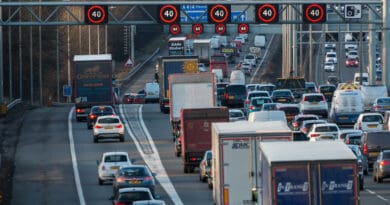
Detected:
left=231, top=11, right=247, bottom=23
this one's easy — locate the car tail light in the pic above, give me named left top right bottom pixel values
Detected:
left=76, top=108, right=83, bottom=113
left=358, top=161, right=363, bottom=172
left=302, top=96, right=307, bottom=101
left=363, top=144, right=368, bottom=155
left=190, top=157, right=197, bottom=161
left=89, top=114, right=97, bottom=119
left=225, top=93, right=229, bottom=100
left=380, top=160, right=390, bottom=167
left=292, top=122, right=298, bottom=128
left=309, top=133, right=320, bottom=137
left=114, top=202, right=126, bottom=205
left=144, top=176, right=152, bottom=181
left=115, top=124, right=123, bottom=128
left=374, top=105, right=382, bottom=110
left=116, top=177, right=126, bottom=183
left=301, top=127, right=307, bottom=133
left=249, top=106, right=254, bottom=110
left=95, top=125, right=103, bottom=129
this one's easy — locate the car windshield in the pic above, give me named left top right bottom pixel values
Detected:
left=120, top=167, right=148, bottom=177
left=304, top=95, right=323, bottom=102
left=362, top=115, right=383, bottom=123
left=383, top=152, right=390, bottom=159
left=118, top=191, right=151, bottom=201
left=273, top=91, right=291, bottom=97
left=104, top=155, right=128, bottom=163
left=245, top=55, right=255, bottom=59
left=279, top=107, right=300, bottom=115
left=377, top=98, right=390, bottom=104
left=320, top=86, right=335, bottom=92
left=98, top=118, right=119, bottom=124
left=325, top=62, right=333, bottom=65
left=230, top=111, right=243, bottom=118
left=327, top=53, right=336, bottom=58
left=315, top=126, right=338, bottom=132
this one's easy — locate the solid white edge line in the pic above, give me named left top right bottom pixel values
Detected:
left=250, top=34, right=275, bottom=84
left=68, top=107, right=86, bottom=205
left=138, top=105, right=183, bottom=205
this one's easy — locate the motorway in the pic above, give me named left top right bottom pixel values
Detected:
left=9, top=35, right=390, bottom=205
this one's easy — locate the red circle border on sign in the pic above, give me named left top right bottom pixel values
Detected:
left=169, top=24, right=181, bottom=35
left=87, top=5, right=106, bottom=24
left=257, top=4, right=277, bottom=23
left=305, top=4, right=324, bottom=23
left=209, top=4, right=229, bottom=23
left=159, top=5, right=179, bottom=24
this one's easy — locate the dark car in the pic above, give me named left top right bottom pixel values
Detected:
left=305, top=82, right=318, bottom=93
left=361, top=131, right=390, bottom=168
left=299, top=119, right=327, bottom=135
left=87, top=105, right=115, bottom=129
left=132, top=94, right=145, bottom=104
left=217, top=87, right=227, bottom=106
left=271, top=89, right=294, bottom=103
left=376, top=70, right=382, bottom=81
left=373, top=150, right=390, bottom=183
left=345, top=58, right=359, bottom=67
left=292, top=131, right=309, bottom=141
left=327, top=76, right=339, bottom=86
left=291, top=114, right=319, bottom=131
left=318, top=84, right=336, bottom=102
left=276, top=104, right=300, bottom=123
left=113, top=165, right=156, bottom=197
left=122, top=93, right=135, bottom=104
left=347, top=145, right=366, bottom=189
left=344, top=133, right=363, bottom=145
left=159, top=98, right=169, bottom=114
left=225, top=84, right=247, bottom=108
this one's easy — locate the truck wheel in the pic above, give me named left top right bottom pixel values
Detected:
left=184, top=166, right=189, bottom=173
left=98, top=178, right=103, bottom=185
left=119, top=135, right=124, bottom=142
left=93, top=135, right=98, bottom=143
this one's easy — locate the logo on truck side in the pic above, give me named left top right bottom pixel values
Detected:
left=277, top=182, right=309, bottom=193
left=232, top=141, right=249, bottom=149
left=322, top=180, right=353, bottom=191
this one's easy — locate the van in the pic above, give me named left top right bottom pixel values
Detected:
left=361, top=131, right=390, bottom=167
left=354, top=72, right=369, bottom=85
left=247, top=110, right=288, bottom=124
left=224, top=84, right=247, bottom=108
left=212, top=69, right=223, bottom=83
left=254, top=35, right=266, bottom=48
left=144, top=82, right=160, bottom=103
left=329, top=85, right=364, bottom=124
left=229, top=70, right=245, bottom=85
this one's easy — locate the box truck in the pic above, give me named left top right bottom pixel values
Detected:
left=212, top=121, right=293, bottom=205
left=259, top=141, right=359, bottom=205
left=178, top=107, right=229, bottom=173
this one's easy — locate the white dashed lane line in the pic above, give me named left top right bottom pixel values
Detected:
left=366, top=189, right=390, bottom=204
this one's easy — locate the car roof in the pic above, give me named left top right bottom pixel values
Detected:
left=302, top=93, right=323, bottom=97
left=313, top=123, right=338, bottom=128
left=248, top=90, right=268, bottom=94
left=339, top=129, right=362, bottom=134
left=360, top=112, right=383, bottom=116
left=319, top=84, right=335, bottom=88
left=229, top=109, right=244, bottom=112
left=277, top=103, right=300, bottom=108
left=96, top=115, right=119, bottom=120
left=118, top=187, right=152, bottom=194
left=103, top=151, right=129, bottom=157
left=295, top=114, right=319, bottom=119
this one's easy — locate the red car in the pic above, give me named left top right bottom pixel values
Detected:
left=122, top=93, right=145, bottom=104
left=345, top=58, right=359, bottom=67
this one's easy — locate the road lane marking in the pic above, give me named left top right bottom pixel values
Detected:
left=366, top=189, right=390, bottom=204
left=250, top=34, right=275, bottom=84
left=120, top=104, right=183, bottom=205
left=68, top=107, right=86, bottom=205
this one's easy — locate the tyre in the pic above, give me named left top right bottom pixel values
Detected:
left=88, top=123, right=92, bottom=129
left=94, top=135, right=98, bottom=143
left=119, top=135, right=125, bottom=142
left=378, top=177, right=383, bottom=183
left=184, top=166, right=189, bottom=173
left=76, top=117, right=81, bottom=122
left=98, top=178, right=103, bottom=185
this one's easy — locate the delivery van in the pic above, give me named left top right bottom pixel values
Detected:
left=254, top=35, right=266, bottom=48
left=144, top=82, right=160, bottom=103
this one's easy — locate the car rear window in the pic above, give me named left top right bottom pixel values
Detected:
left=367, top=132, right=390, bottom=145
left=273, top=91, right=291, bottom=97
left=245, top=55, right=255, bottom=59
left=297, top=116, right=318, bottom=123
left=304, top=95, right=323, bottom=102
left=119, top=191, right=151, bottom=201
left=362, top=115, right=383, bottom=123
left=252, top=98, right=272, bottom=106
left=121, top=167, right=148, bottom=177
left=315, top=126, right=338, bottom=132
left=249, top=92, right=269, bottom=99
left=278, top=107, right=300, bottom=115
left=226, top=85, right=246, bottom=95
left=230, top=111, right=243, bottom=118
left=104, top=155, right=128, bottom=162
left=378, top=98, right=390, bottom=104
left=320, top=86, right=336, bottom=92
left=98, top=118, right=120, bottom=124
left=383, top=152, right=390, bottom=159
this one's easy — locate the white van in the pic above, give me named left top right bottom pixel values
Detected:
left=329, top=85, right=363, bottom=124
left=247, top=110, right=288, bottom=125
left=144, top=82, right=160, bottom=103
left=353, top=72, right=369, bottom=85
left=230, top=70, right=245, bottom=85
left=254, top=35, right=266, bottom=48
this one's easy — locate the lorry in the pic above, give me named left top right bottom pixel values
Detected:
left=169, top=73, right=215, bottom=140
left=157, top=56, right=199, bottom=112
left=259, top=141, right=359, bottom=205
left=275, top=77, right=306, bottom=100
left=178, top=107, right=229, bottom=173
left=212, top=121, right=293, bottom=205
left=73, top=54, right=114, bottom=121
left=329, top=83, right=364, bottom=125
left=210, top=54, right=228, bottom=78
left=193, top=39, right=211, bottom=65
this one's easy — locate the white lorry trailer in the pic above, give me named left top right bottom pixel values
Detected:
left=211, top=121, right=293, bottom=205
left=193, top=39, right=212, bottom=65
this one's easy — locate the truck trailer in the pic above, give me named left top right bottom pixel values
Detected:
left=73, top=54, right=114, bottom=121
left=259, top=141, right=359, bottom=205
left=212, top=121, right=293, bottom=205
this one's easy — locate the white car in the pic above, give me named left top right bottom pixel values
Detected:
left=234, top=36, right=245, bottom=44
left=229, top=109, right=246, bottom=122
left=354, top=113, right=384, bottom=131
left=299, top=93, right=328, bottom=118
left=324, top=61, right=335, bottom=72
left=307, top=123, right=340, bottom=141
left=346, top=50, right=359, bottom=59
left=112, top=187, right=155, bottom=203
left=324, top=43, right=336, bottom=51
left=325, top=51, right=337, bottom=64
left=93, top=115, right=125, bottom=143
left=243, top=54, right=256, bottom=67
left=97, top=151, right=132, bottom=185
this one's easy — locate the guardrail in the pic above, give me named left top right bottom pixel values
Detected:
left=7, top=98, right=21, bottom=111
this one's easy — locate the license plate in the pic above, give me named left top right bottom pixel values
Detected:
left=278, top=99, right=286, bottom=102
left=369, top=152, right=379, bottom=157
left=368, top=124, right=377, bottom=128
left=325, top=92, right=332, bottom=95
left=339, top=116, right=348, bottom=120
left=110, top=166, right=119, bottom=170
left=105, top=126, right=113, bottom=129
left=385, top=106, right=390, bottom=109
left=128, top=180, right=141, bottom=184
left=229, top=96, right=234, bottom=100
left=310, top=102, right=319, bottom=104
left=164, top=105, right=169, bottom=108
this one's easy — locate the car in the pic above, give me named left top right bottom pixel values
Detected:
left=327, top=75, right=339, bottom=86
left=224, top=84, right=247, bottom=108
left=261, top=103, right=278, bottom=111
left=244, top=91, right=270, bottom=111
left=324, top=61, right=335, bottom=72
left=299, top=93, right=328, bottom=118
left=159, top=98, right=169, bottom=114
left=198, top=63, right=207, bottom=72
left=110, top=187, right=155, bottom=205
left=240, top=62, right=253, bottom=76
left=256, top=83, right=276, bottom=95
left=347, top=144, right=366, bottom=189
left=361, top=131, right=390, bottom=168
left=307, top=123, right=340, bottom=140
left=247, top=97, right=273, bottom=115
left=87, top=105, right=115, bottom=129
left=373, top=150, right=390, bottom=183
left=305, top=82, right=318, bottom=93
left=318, top=84, right=336, bottom=102
left=339, top=129, right=363, bottom=140
left=345, top=58, right=359, bottom=67
left=243, top=54, right=256, bottom=67
left=346, top=50, right=359, bottom=59
left=132, top=93, right=146, bottom=104
left=199, top=150, right=212, bottom=182
left=344, top=133, right=363, bottom=146
left=93, top=115, right=125, bottom=143
left=372, top=97, right=390, bottom=114
left=97, top=152, right=132, bottom=185
left=354, top=112, right=384, bottom=132
left=122, top=93, right=135, bottom=104
left=113, top=165, right=157, bottom=197
left=292, top=131, right=309, bottom=141
left=325, top=51, right=337, bottom=64
left=228, top=109, right=246, bottom=122
left=275, top=103, right=300, bottom=123
left=324, top=43, right=336, bottom=51
left=271, top=89, right=294, bottom=103
left=291, top=114, right=320, bottom=131
left=299, top=119, right=327, bottom=135
left=133, top=200, right=166, bottom=205
left=234, top=36, right=245, bottom=44
left=217, top=87, right=226, bottom=106
left=376, top=70, right=382, bottom=81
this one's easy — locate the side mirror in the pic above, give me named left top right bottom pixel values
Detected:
left=154, top=195, right=161, bottom=199
left=152, top=173, right=157, bottom=177
left=96, top=160, right=100, bottom=166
